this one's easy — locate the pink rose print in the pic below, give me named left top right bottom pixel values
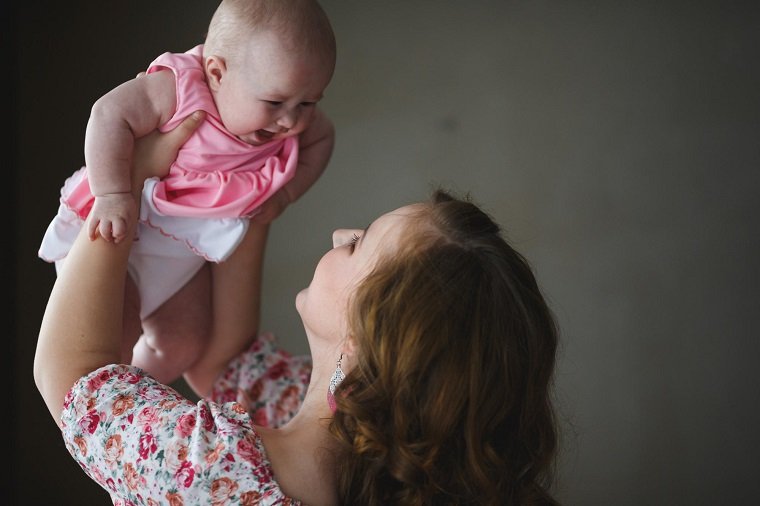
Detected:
left=199, top=404, right=215, bottom=432
left=141, top=384, right=168, bottom=402
left=210, top=477, right=239, bottom=505
left=252, top=462, right=273, bottom=484
left=90, top=465, right=106, bottom=487
left=104, top=434, right=124, bottom=469
left=205, top=442, right=225, bottom=465
left=267, top=360, right=288, bottom=380
left=63, top=389, right=74, bottom=410
left=236, top=433, right=262, bottom=466
left=160, top=398, right=180, bottom=411
left=175, top=413, right=196, bottom=438
left=87, top=369, right=113, bottom=391
left=247, top=379, right=264, bottom=402
left=276, top=385, right=300, bottom=420
left=73, top=436, right=88, bottom=457
left=79, top=410, right=100, bottom=434
left=252, top=407, right=269, bottom=427
left=165, top=439, right=189, bottom=475
left=216, top=387, right=236, bottom=403
left=137, top=405, right=160, bottom=426
left=138, top=427, right=158, bottom=459
left=112, top=394, right=135, bottom=416
left=61, top=335, right=313, bottom=506
left=124, top=462, right=144, bottom=491
left=240, top=491, right=262, bottom=505
left=175, top=460, right=195, bottom=488
left=119, top=371, right=142, bottom=384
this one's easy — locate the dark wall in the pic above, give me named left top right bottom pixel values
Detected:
left=13, top=2, right=217, bottom=503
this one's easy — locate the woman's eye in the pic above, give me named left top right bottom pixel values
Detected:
left=300, top=102, right=316, bottom=107
left=265, top=100, right=283, bottom=106
left=348, top=233, right=360, bottom=252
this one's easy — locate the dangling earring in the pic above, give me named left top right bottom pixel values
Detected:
left=327, top=354, right=345, bottom=413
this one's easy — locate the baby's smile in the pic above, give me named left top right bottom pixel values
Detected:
left=243, top=129, right=278, bottom=145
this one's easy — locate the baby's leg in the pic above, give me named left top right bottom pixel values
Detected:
left=131, top=264, right=212, bottom=384
left=121, top=275, right=142, bottom=364
left=184, top=222, right=269, bottom=397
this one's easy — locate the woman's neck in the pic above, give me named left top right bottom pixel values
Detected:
left=256, top=379, right=340, bottom=505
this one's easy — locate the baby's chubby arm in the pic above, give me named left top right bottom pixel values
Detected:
left=85, top=70, right=177, bottom=242
left=251, top=107, right=335, bottom=223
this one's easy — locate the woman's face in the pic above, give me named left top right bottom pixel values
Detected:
left=296, top=204, right=421, bottom=342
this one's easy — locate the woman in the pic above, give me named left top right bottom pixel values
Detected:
left=34, top=113, right=560, bottom=505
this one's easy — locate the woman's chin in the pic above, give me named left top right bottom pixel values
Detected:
left=295, top=288, right=307, bottom=314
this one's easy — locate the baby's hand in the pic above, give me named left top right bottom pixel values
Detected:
left=250, top=188, right=291, bottom=224
left=88, top=193, right=137, bottom=243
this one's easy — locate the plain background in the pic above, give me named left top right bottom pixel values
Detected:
left=7, top=1, right=760, bottom=504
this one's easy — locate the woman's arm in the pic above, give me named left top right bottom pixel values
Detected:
left=183, top=222, right=269, bottom=398
left=34, top=111, right=205, bottom=423
left=181, top=112, right=333, bottom=394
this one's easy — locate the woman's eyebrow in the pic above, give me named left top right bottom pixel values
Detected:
left=357, top=223, right=371, bottom=247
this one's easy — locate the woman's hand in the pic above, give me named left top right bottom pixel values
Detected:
left=131, top=110, right=206, bottom=191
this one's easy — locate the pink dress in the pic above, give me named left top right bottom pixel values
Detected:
left=39, top=45, right=299, bottom=318
left=59, top=43, right=298, bottom=223
left=60, top=332, right=312, bottom=505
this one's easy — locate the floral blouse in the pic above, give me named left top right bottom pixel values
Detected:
left=60, top=332, right=312, bottom=505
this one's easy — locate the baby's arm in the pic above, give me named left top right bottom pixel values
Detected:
left=251, top=107, right=335, bottom=223
left=85, top=70, right=177, bottom=242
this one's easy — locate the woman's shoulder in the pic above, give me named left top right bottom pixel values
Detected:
left=60, top=363, right=302, bottom=504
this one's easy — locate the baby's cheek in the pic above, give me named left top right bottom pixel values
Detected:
left=296, top=112, right=316, bottom=133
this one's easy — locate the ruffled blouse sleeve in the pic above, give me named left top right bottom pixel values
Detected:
left=210, top=332, right=312, bottom=428
left=60, top=363, right=301, bottom=505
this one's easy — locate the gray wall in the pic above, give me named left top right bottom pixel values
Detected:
left=12, top=1, right=760, bottom=504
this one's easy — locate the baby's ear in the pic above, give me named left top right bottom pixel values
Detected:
left=204, top=55, right=227, bottom=90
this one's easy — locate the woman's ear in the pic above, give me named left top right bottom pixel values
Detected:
left=204, top=55, right=227, bottom=91
left=341, top=336, right=357, bottom=362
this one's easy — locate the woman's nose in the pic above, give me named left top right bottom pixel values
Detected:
left=332, top=229, right=361, bottom=248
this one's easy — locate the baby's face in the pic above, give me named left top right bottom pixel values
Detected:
left=211, top=32, right=333, bottom=145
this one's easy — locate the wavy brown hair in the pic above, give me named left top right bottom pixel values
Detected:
left=329, top=190, right=560, bottom=505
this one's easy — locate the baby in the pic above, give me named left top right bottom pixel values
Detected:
left=39, top=0, right=336, bottom=391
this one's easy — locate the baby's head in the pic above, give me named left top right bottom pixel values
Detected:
left=203, top=0, right=336, bottom=145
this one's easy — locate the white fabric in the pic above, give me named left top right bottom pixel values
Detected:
left=40, top=177, right=250, bottom=319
